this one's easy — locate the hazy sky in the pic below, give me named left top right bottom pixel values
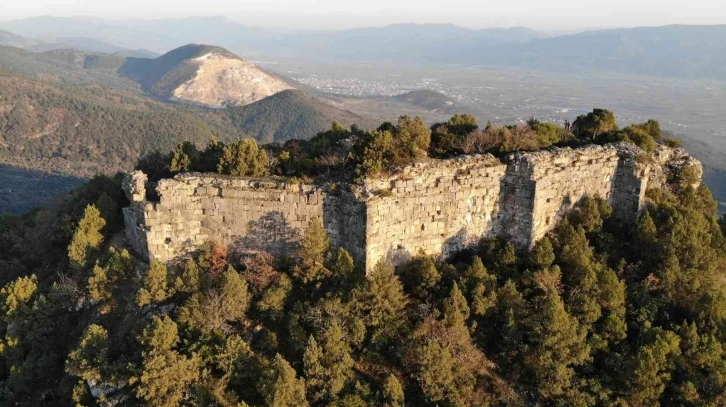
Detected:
left=3, top=0, right=725, bottom=30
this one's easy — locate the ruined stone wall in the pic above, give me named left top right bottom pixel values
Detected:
left=124, top=143, right=697, bottom=272
left=363, top=155, right=507, bottom=268
left=124, top=173, right=367, bottom=266
left=507, top=146, right=625, bottom=246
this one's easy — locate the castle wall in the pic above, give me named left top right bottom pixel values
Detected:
left=126, top=174, right=367, bottom=266
left=363, top=155, right=507, bottom=269
left=124, top=143, right=672, bottom=272
left=524, top=146, right=623, bottom=244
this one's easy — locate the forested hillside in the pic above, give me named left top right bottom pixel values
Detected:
left=0, top=121, right=723, bottom=405
left=0, top=72, right=245, bottom=177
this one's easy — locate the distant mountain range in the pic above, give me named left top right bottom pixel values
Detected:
left=3, top=17, right=726, bottom=80
left=0, top=28, right=159, bottom=57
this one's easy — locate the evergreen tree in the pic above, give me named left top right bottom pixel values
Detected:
left=330, top=248, right=356, bottom=291
left=400, top=254, right=441, bottom=301
left=397, top=115, right=431, bottom=156
left=463, top=256, right=497, bottom=316
left=261, top=354, right=309, bottom=407
left=302, top=323, right=355, bottom=403
left=134, top=316, right=201, bottom=407
left=217, top=138, right=270, bottom=176
left=303, top=335, right=326, bottom=403
left=524, top=289, right=590, bottom=401
left=178, top=265, right=250, bottom=334
left=381, top=374, right=404, bottom=407
left=88, top=248, right=135, bottom=307
left=169, top=141, right=198, bottom=173
left=174, top=258, right=202, bottom=294
left=65, top=324, right=109, bottom=382
left=629, top=329, right=681, bottom=407
left=136, top=261, right=172, bottom=307
left=354, top=261, right=408, bottom=346
left=530, top=237, right=555, bottom=269
left=95, top=192, right=119, bottom=227
left=443, top=283, right=470, bottom=329
left=68, top=205, right=106, bottom=268
left=295, top=217, right=330, bottom=284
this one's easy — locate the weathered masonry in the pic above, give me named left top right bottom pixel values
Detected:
left=123, top=143, right=700, bottom=272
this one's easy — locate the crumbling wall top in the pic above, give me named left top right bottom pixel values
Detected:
left=122, top=170, right=147, bottom=203
left=362, top=153, right=504, bottom=196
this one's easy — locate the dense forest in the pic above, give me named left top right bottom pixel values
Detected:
left=1, top=108, right=724, bottom=406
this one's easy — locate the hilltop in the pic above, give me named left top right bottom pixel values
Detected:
left=0, top=104, right=723, bottom=406
left=119, top=44, right=294, bottom=107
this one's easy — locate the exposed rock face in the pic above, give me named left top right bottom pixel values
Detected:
left=122, top=143, right=702, bottom=272
left=170, top=52, right=293, bottom=107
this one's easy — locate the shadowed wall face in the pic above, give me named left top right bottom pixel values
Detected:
left=123, top=174, right=367, bottom=266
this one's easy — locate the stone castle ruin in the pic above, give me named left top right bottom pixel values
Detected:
left=123, top=143, right=701, bottom=272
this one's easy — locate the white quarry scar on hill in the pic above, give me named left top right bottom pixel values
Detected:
left=171, top=52, right=293, bottom=107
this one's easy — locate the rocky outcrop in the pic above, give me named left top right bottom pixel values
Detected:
left=122, top=143, right=702, bottom=272
left=649, top=144, right=703, bottom=189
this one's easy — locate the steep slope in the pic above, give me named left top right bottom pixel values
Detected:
left=119, top=44, right=293, bottom=107
left=0, top=29, right=36, bottom=48
left=0, top=72, right=245, bottom=177
left=0, top=46, right=141, bottom=91
left=0, top=70, right=374, bottom=173
left=225, top=90, right=376, bottom=142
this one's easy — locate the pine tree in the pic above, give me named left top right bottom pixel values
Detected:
left=178, top=266, right=250, bottom=334
left=174, top=258, right=202, bottom=294
left=303, top=335, right=325, bottom=403
left=0, top=275, right=37, bottom=318
left=169, top=141, right=198, bottom=173
left=463, top=256, right=497, bottom=316
left=68, top=205, right=106, bottom=268
left=531, top=237, right=555, bottom=269
left=321, top=323, right=355, bottom=400
left=140, top=316, right=179, bottom=352
left=134, top=316, right=201, bottom=407
left=88, top=248, right=135, bottom=309
left=302, top=323, right=354, bottom=403
left=217, top=138, right=270, bottom=176
left=137, top=261, right=172, bottom=307
left=295, top=217, right=330, bottom=284
left=261, top=354, right=309, bottom=407
left=401, top=254, right=440, bottom=300
left=381, top=374, right=404, bottom=407
left=95, top=192, right=119, bottom=227
left=629, top=329, right=681, bottom=406
left=65, top=324, right=109, bottom=382
left=330, top=248, right=356, bottom=290
left=355, top=261, right=408, bottom=346
left=443, top=284, right=470, bottom=329
left=524, top=289, right=590, bottom=400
